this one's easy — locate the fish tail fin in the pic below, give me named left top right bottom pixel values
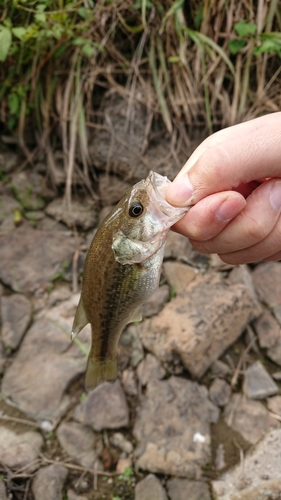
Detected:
left=85, top=357, right=118, bottom=391
left=71, top=296, right=89, bottom=341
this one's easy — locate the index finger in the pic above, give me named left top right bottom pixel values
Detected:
left=166, top=112, right=281, bottom=207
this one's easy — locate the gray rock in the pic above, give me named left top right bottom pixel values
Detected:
left=252, top=262, right=281, bottom=309
left=1, top=294, right=32, bottom=349
left=32, top=464, right=68, bottom=500
left=74, top=380, right=129, bottom=431
left=0, top=194, right=21, bottom=225
left=133, top=377, right=219, bottom=478
left=135, top=474, right=168, bottom=500
left=137, top=353, right=165, bottom=386
left=57, top=421, right=103, bottom=469
left=11, top=171, right=46, bottom=210
left=2, top=295, right=90, bottom=421
left=67, top=490, right=87, bottom=500
left=0, top=340, right=5, bottom=374
left=211, top=360, right=232, bottom=378
left=267, top=395, right=281, bottom=415
left=45, top=197, right=98, bottom=230
left=272, top=371, right=281, bottom=380
left=243, top=361, right=279, bottom=399
left=273, top=304, right=281, bottom=325
left=138, top=272, right=261, bottom=378
left=224, top=394, right=278, bottom=444
left=253, top=311, right=281, bottom=348
left=109, top=432, right=133, bottom=454
left=164, top=230, right=193, bottom=260
left=142, top=285, right=169, bottom=318
left=0, top=426, right=43, bottom=472
left=209, top=379, right=232, bottom=407
left=212, top=429, right=281, bottom=500
left=163, top=261, right=196, bottom=294
left=267, top=344, right=281, bottom=367
left=0, top=228, right=76, bottom=293
left=167, top=478, right=211, bottom=500
left=120, top=325, right=144, bottom=367
left=122, top=368, right=138, bottom=396
left=98, top=174, right=131, bottom=206
left=0, top=478, right=7, bottom=500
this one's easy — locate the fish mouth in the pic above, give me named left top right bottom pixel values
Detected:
left=148, top=171, right=190, bottom=227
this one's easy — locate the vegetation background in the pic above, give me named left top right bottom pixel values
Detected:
left=1, top=0, right=281, bottom=196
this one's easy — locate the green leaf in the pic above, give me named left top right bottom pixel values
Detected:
left=12, top=27, right=27, bottom=40
left=35, top=12, right=46, bottom=23
left=228, top=39, right=246, bottom=55
left=82, top=43, right=94, bottom=58
left=0, top=26, right=12, bottom=61
left=8, top=93, right=20, bottom=115
left=254, top=39, right=281, bottom=56
left=72, top=37, right=86, bottom=46
left=234, top=21, right=256, bottom=38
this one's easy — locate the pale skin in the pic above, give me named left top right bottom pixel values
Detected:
left=165, top=112, right=281, bottom=265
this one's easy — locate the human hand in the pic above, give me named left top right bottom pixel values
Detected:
left=165, top=113, right=281, bottom=264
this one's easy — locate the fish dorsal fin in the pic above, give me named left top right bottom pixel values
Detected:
left=71, top=296, right=89, bottom=340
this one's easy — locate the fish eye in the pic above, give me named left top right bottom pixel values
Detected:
left=128, top=201, right=144, bottom=218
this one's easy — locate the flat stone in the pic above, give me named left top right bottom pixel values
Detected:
left=253, top=311, right=281, bottom=348
left=163, top=261, right=196, bottom=294
left=209, top=379, right=232, bottom=407
left=122, top=368, right=138, bottom=396
left=133, top=377, right=219, bottom=478
left=32, top=464, right=68, bottom=500
left=267, top=395, right=281, bottom=415
left=211, top=360, right=232, bottom=378
left=1, top=294, right=32, bottom=349
left=109, top=432, right=133, bottom=454
left=0, top=228, right=76, bottom=293
left=267, top=344, right=281, bottom=367
left=74, top=380, right=129, bottom=431
left=167, top=478, right=211, bottom=500
left=0, top=426, right=43, bottom=472
left=0, top=478, right=7, bottom=500
left=56, top=421, right=103, bottom=469
left=224, top=394, right=278, bottom=444
left=138, top=272, right=261, bottom=378
left=135, top=474, right=168, bottom=500
left=142, top=285, right=170, bottom=318
left=45, top=197, right=98, bottom=230
left=2, top=295, right=90, bottom=421
left=252, top=262, right=281, bottom=309
left=243, top=361, right=279, bottom=399
left=212, top=429, right=281, bottom=500
left=137, top=353, right=165, bottom=386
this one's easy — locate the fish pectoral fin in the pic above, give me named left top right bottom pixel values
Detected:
left=85, top=357, right=118, bottom=391
left=129, top=306, right=142, bottom=323
left=71, top=296, right=89, bottom=340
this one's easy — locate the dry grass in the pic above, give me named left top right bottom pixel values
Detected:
left=1, top=0, right=281, bottom=198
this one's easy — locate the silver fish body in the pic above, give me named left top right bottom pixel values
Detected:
left=72, top=171, right=189, bottom=390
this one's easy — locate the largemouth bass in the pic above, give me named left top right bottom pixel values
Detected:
left=72, top=171, right=189, bottom=390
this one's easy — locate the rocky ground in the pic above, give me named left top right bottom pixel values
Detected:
left=0, top=97, right=281, bottom=500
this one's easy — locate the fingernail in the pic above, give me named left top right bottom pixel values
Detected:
left=166, top=174, right=194, bottom=206
left=270, top=181, right=281, bottom=211
left=216, top=196, right=243, bottom=222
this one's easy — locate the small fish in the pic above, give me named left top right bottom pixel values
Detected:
left=72, top=171, right=189, bottom=390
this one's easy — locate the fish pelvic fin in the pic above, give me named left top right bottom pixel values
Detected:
left=85, top=356, right=118, bottom=391
left=71, top=296, right=89, bottom=341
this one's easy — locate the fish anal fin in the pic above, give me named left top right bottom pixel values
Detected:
left=130, top=306, right=142, bottom=323
left=85, top=357, right=117, bottom=391
left=71, top=296, right=89, bottom=340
